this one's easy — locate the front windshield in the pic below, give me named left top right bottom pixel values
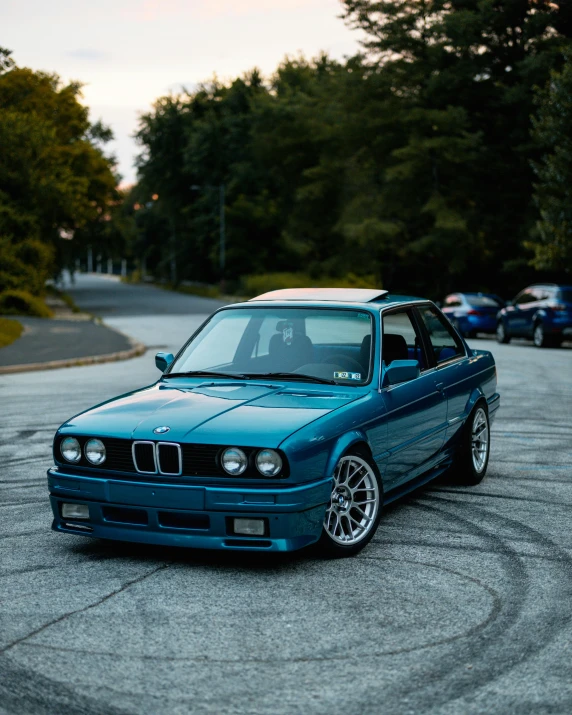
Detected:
left=169, top=307, right=373, bottom=385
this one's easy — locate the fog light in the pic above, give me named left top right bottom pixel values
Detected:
left=233, top=518, right=265, bottom=536
left=62, top=503, right=90, bottom=520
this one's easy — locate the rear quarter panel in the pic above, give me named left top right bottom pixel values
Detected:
left=441, top=350, right=498, bottom=448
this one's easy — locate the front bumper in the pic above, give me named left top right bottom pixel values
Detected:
left=47, top=468, right=332, bottom=552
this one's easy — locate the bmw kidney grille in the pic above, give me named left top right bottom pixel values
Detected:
left=132, top=441, right=182, bottom=475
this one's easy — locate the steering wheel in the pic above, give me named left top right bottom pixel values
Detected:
left=320, top=354, right=364, bottom=374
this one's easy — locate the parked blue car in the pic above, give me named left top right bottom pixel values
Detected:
left=441, top=292, right=505, bottom=337
left=48, top=289, right=500, bottom=557
left=496, top=283, right=572, bottom=347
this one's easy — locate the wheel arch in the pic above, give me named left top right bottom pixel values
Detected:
left=464, top=387, right=489, bottom=421
left=324, top=430, right=374, bottom=479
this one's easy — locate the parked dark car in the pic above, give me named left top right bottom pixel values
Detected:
left=441, top=293, right=505, bottom=337
left=496, top=284, right=572, bottom=347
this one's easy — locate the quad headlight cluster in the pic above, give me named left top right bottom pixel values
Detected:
left=60, top=437, right=106, bottom=465
left=221, top=447, right=283, bottom=477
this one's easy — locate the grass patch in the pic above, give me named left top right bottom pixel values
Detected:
left=0, top=317, right=24, bottom=349
left=0, top=290, right=53, bottom=318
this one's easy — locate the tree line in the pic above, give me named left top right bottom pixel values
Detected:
left=1, top=1, right=572, bottom=315
left=133, top=0, right=572, bottom=298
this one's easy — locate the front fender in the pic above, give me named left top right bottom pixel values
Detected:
left=324, top=430, right=372, bottom=478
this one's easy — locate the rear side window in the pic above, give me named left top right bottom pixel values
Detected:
left=515, top=291, right=537, bottom=305
left=417, top=307, right=465, bottom=364
left=466, top=295, right=501, bottom=307
left=444, top=295, right=462, bottom=307
left=382, top=310, right=427, bottom=370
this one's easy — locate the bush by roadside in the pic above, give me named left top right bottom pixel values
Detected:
left=124, top=271, right=379, bottom=302
left=0, top=290, right=53, bottom=318
left=0, top=317, right=23, bottom=349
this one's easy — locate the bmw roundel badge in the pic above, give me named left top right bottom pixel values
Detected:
left=153, top=426, right=170, bottom=434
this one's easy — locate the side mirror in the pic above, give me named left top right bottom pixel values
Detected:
left=155, top=352, right=174, bottom=372
left=383, top=359, right=420, bottom=387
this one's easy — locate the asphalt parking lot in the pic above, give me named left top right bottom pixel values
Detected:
left=1, top=276, right=571, bottom=714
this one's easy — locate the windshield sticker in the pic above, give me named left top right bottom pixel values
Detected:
left=334, top=371, right=361, bottom=381
left=282, top=322, right=294, bottom=345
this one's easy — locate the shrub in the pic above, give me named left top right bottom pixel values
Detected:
left=0, top=289, right=53, bottom=317
left=0, top=237, right=54, bottom=296
left=240, top=272, right=379, bottom=298
left=0, top=317, right=23, bottom=349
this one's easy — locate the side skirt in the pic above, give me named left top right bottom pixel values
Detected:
left=383, top=460, right=452, bottom=505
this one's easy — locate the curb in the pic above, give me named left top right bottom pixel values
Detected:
left=0, top=329, right=147, bottom=376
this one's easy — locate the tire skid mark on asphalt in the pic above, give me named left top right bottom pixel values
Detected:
left=0, top=563, right=172, bottom=656
left=0, top=456, right=49, bottom=468
left=403, top=496, right=572, bottom=710
left=0, top=500, right=47, bottom=508
left=0, top=656, right=130, bottom=715
left=0, top=529, right=46, bottom=540
left=372, top=538, right=569, bottom=564
left=10, top=555, right=502, bottom=664
left=432, top=487, right=572, bottom=507
left=372, top=499, right=531, bottom=710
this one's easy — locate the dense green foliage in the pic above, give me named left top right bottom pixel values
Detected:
left=529, top=52, right=572, bottom=270
left=134, top=1, right=571, bottom=297
left=0, top=47, right=119, bottom=314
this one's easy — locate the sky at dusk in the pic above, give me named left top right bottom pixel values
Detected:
left=2, top=0, right=360, bottom=184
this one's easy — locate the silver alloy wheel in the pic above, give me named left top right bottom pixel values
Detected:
left=471, top=407, right=489, bottom=473
left=534, top=323, right=544, bottom=347
left=496, top=322, right=505, bottom=341
left=324, top=455, right=380, bottom=545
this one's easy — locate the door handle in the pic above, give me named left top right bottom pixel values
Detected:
left=435, top=382, right=445, bottom=392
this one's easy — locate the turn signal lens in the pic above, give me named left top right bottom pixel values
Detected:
left=85, top=438, right=106, bottom=465
left=222, top=447, right=247, bottom=475
left=60, top=437, right=81, bottom=463
left=255, top=449, right=282, bottom=477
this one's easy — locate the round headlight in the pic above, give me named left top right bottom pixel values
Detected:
left=60, top=437, right=81, bottom=463
left=85, top=438, right=106, bottom=465
left=255, top=449, right=283, bottom=477
left=221, top=447, right=247, bottom=475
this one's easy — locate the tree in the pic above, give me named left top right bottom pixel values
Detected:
left=528, top=53, right=572, bottom=271
left=340, top=0, right=571, bottom=294
left=0, top=48, right=118, bottom=308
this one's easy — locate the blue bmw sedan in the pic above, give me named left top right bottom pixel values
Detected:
left=48, top=289, right=500, bottom=557
left=441, top=292, right=505, bottom=337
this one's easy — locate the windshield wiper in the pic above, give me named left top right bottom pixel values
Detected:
left=163, top=370, right=250, bottom=380
left=242, top=372, right=337, bottom=385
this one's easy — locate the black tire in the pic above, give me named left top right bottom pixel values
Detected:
left=496, top=320, right=510, bottom=344
left=447, top=402, right=490, bottom=486
left=533, top=321, right=549, bottom=348
left=313, top=446, right=383, bottom=558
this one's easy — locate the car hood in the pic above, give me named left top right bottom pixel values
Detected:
left=61, top=381, right=365, bottom=448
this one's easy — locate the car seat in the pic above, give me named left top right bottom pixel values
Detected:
left=382, top=333, right=408, bottom=365
left=268, top=322, right=314, bottom=371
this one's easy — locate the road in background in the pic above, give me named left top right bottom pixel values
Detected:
left=1, top=275, right=571, bottom=714
left=64, top=273, right=226, bottom=352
